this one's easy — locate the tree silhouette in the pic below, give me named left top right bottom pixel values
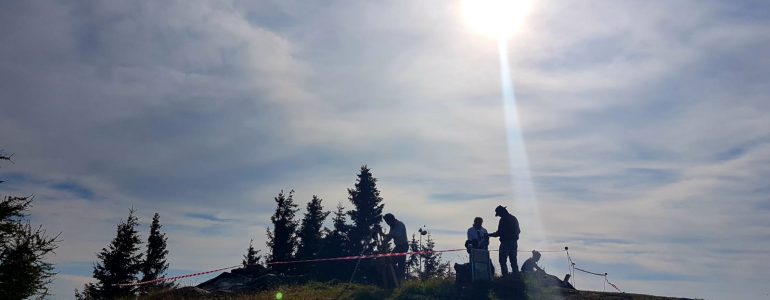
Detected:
left=346, top=165, right=385, bottom=257
left=0, top=197, right=59, bottom=299
left=296, top=195, right=330, bottom=276
left=407, top=233, right=420, bottom=278
left=242, top=239, right=261, bottom=266
left=345, top=165, right=386, bottom=283
left=417, top=233, right=449, bottom=280
left=318, top=202, right=353, bottom=280
left=78, top=208, right=143, bottom=299
left=140, top=213, right=172, bottom=294
left=0, top=151, right=59, bottom=299
left=265, top=190, right=299, bottom=274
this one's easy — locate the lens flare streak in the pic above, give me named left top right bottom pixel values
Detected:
left=497, top=39, right=545, bottom=244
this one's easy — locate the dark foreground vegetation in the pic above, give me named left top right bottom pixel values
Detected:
left=139, top=277, right=699, bottom=300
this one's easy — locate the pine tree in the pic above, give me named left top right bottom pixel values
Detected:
left=406, top=233, right=420, bottom=278
left=324, top=202, right=351, bottom=255
left=0, top=198, right=59, bottom=299
left=242, top=239, right=260, bottom=266
left=78, top=208, right=143, bottom=299
left=318, top=202, right=353, bottom=280
left=418, top=234, right=449, bottom=280
left=1, top=151, right=59, bottom=299
left=296, top=195, right=330, bottom=260
left=140, top=213, right=171, bottom=294
left=295, top=195, right=330, bottom=276
left=346, top=165, right=384, bottom=256
left=265, top=190, right=299, bottom=273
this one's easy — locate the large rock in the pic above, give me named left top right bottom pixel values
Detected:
left=197, top=265, right=304, bottom=294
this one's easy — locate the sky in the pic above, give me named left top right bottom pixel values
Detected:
left=1, top=0, right=769, bottom=299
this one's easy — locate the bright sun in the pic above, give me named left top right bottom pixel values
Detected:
left=461, top=0, right=536, bottom=39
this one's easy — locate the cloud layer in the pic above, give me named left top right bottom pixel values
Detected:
left=1, top=0, right=769, bottom=299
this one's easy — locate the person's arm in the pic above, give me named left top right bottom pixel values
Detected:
left=381, top=227, right=392, bottom=243
left=489, top=219, right=504, bottom=237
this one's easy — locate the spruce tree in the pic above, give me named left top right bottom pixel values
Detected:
left=346, top=165, right=384, bottom=256
left=406, top=233, right=420, bottom=278
left=318, top=202, right=352, bottom=280
left=418, top=234, right=449, bottom=279
left=0, top=152, right=59, bottom=299
left=242, top=239, right=260, bottom=266
left=140, top=213, right=171, bottom=294
left=296, top=195, right=329, bottom=260
left=295, top=195, right=330, bottom=276
left=78, top=208, right=143, bottom=299
left=0, top=198, right=59, bottom=299
left=323, top=203, right=351, bottom=255
left=265, top=190, right=299, bottom=273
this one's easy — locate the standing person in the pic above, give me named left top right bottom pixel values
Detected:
left=466, top=217, right=490, bottom=250
left=488, top=205, right=521, bottom=277
left=466, top=217, right=495, bottom=276
left=382, top=213, right=408, bottom=281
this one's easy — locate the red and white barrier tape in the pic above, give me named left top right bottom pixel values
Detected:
left=267, top=248, right=467, bottom=265
left=573, top=266, right=605, bottom=277
left=116, top=265, right=241, bottom=287
left=571, top=264, right=623, bottom=293
left=117, top=246, right=623, bottom=293
left=116, top=248, right=466, bottom=287
left=606, top=277, right=622, bottom=293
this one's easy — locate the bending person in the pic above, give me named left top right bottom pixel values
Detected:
left=383, top=213, right=408, bottom=282
left=521, top=250, right=544, bottom=274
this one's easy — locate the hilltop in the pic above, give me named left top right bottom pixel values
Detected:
left=140, top=275, right=698, bottom=300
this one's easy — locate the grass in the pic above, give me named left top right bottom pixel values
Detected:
left=140, top=276, right=695, bottom=300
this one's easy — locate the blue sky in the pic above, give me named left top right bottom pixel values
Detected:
left=1, top=0, right=769, bottom=299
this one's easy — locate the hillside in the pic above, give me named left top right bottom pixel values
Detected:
left=141, top=277, right=699, bottom=300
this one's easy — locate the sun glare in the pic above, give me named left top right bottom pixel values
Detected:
left=461, top=0, right=536, bottom=39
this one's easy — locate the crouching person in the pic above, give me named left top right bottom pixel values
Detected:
left=521, top=250, right=575, bottom=290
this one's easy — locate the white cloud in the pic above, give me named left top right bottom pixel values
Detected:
left=1, top=1, right=769, bottom=299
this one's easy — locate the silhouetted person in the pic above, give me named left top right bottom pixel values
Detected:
left=521, top=250, right=544, bottom=274
left=521, top=250, right=576, bottom=290
left=488, top=205, right=520, bottom=277
left=466, top=217, right=490, bottom=250
left=466, top=216, right=495, bottom=276
left=383, top=213, right=408, bottom=282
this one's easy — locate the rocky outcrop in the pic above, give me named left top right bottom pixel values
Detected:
left=196, top=265, right=305, bottom=294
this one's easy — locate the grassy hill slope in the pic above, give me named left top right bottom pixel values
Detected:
left=142, top=277, right=698, bottom=300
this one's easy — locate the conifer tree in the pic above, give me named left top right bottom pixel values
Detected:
left=324, top=202, right=351, bottom=255
left=318, top=202, right=352, bottom=280
left=78, top=208, right=143, bottom=299
left=406, top=233, right=420, bottom=278
left=296, top=195, right=330, bottom=276
left=0, top=198, right=59, bottom=299
left=265, top=190, right=299, bottom=273
left=346, top=165, right=384, bottom=256
left=417, top=234, right=449, bottom=279
left=242, top=239, right=260, bottom=266
left=140, top=213, right=171, bottom=294
left=0, top=152, right=59, bottom=299
left=296, top=195, right=329, bottom=260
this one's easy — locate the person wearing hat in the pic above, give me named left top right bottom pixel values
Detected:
left=488, top=205, right=521, bottom=277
